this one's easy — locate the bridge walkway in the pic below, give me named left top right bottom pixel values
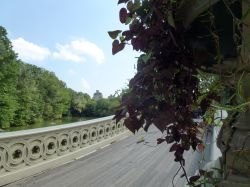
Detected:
left=6, top=127, right=196, bottom=187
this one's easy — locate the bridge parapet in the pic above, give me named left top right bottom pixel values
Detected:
left=0, top=116, right=128, bottom=186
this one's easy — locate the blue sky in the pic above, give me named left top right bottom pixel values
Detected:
left=0, top=0, right=139, bottom=97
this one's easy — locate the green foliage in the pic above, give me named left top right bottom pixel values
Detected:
left=38, top=71, right=71, bottom=119
left=108, top=30, right=122, bottom=39
left=0, top=26, right=121, bottom=129
left=82, top=97, right=120, bottom=117
left=83, top=100, right=97, bottom=117
left=14, top=63, right=43, bottom=126
left=70, top=92, right=89, bottom=115
left=95, top=99, right=110, bottom=117
left=0, top=26, right=19, bottom=128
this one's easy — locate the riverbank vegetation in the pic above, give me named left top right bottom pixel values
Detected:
left=0, top=26, right=122, bottom=129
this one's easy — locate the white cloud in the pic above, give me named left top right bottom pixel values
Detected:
left=53, top=44, right=85, bottom=63
left=81, top=78, right=91, bottom=91
left=53, top=39, right=105, bottom=64
left=11, top=37, right=105, bottom=65
left=11, top=38, right=51, bottom=61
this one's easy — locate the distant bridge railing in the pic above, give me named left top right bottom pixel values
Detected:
left=0, top=116, right=129, bottom=186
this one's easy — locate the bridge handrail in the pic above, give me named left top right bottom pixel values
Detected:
left=0, top=116, right=128, bottom=186
left=0, top=116, right=114, bottom=139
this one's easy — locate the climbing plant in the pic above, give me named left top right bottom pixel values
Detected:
left=110, top=0, right=249, bottom=186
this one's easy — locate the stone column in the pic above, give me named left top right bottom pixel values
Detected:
left=217, top=110, right=250, bottom=187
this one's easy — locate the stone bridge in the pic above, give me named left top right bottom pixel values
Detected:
left=0, top=116, right=129, bottom=186
left=0, top=116, right=217, bottom=187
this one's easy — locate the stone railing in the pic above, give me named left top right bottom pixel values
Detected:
left=0, top=116, right=129, bottom=186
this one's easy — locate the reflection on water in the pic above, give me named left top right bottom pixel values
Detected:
left=5, top=117, right=94, bottom=132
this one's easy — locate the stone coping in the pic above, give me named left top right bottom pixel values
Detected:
left=0, top=115, right=114, bottom=139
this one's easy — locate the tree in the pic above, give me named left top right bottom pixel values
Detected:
left=0, top=26, right=121, bottom=129
left=38, top=71, right=71, bottom=119
left=0, top=26, right=19, bottom=128
left=111, top=0, right=250, bottom=186
left=107, top=94, right=121, bottom=114
left=14, top=62, right=44, bottom=126
left=82, top=97, right=121, bottom=117
left=0, top=29, right=73, bottom=128
left=83, top=100, right=97, bottom=117
left=70, top=92, right=89, bottom=115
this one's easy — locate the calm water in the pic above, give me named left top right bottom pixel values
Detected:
left=4, top=117, right=94, bottom=132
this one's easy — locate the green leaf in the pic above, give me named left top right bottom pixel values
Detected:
left=108, top=30, right=122, bottom=40
left=127, top=1, right=133, bottom=12
left=207, top=117, right=212, bottom=125
left=127, top=0, right=141, bottom=13
left=140, top=52, right=152, bottom=63
left=119, top=36, right=126, bottom=43
left=125, top=16, right=132, bottom=25
left=133, top=0, right=141, bottom=11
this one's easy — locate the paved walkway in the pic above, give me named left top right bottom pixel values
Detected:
left=6, top=127, right=197, bottom=187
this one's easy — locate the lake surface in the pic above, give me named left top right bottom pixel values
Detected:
left=4, top=117, right=94, bottom=132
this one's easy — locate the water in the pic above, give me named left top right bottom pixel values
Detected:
left=4, top=117, right=94, bottom=132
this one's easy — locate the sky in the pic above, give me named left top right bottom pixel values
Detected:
left=0, top=0, right=139, bottom=97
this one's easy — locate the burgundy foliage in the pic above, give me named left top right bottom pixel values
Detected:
left=111, top=0, right=216, bottom=173
left=112, top=40, right=125, bottom=55
left=119, top=8, right=128, bottom=23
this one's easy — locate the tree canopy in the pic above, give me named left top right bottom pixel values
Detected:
left=0, top=26, right=121, bottom=129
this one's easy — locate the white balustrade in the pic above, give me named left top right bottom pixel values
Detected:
left=0, top=116, right=128, bottom=186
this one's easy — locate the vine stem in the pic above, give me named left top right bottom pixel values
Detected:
left=179, top=160, right=190, bottom=185
left=211, top=101, right=250, bottom=111
left=172, top=165, right=182, bottom=187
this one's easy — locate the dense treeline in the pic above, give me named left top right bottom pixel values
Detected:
left=0, top=26, right=121, bottom=129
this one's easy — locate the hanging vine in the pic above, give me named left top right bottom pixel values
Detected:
left=109, top=0, right=248, bottom=186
